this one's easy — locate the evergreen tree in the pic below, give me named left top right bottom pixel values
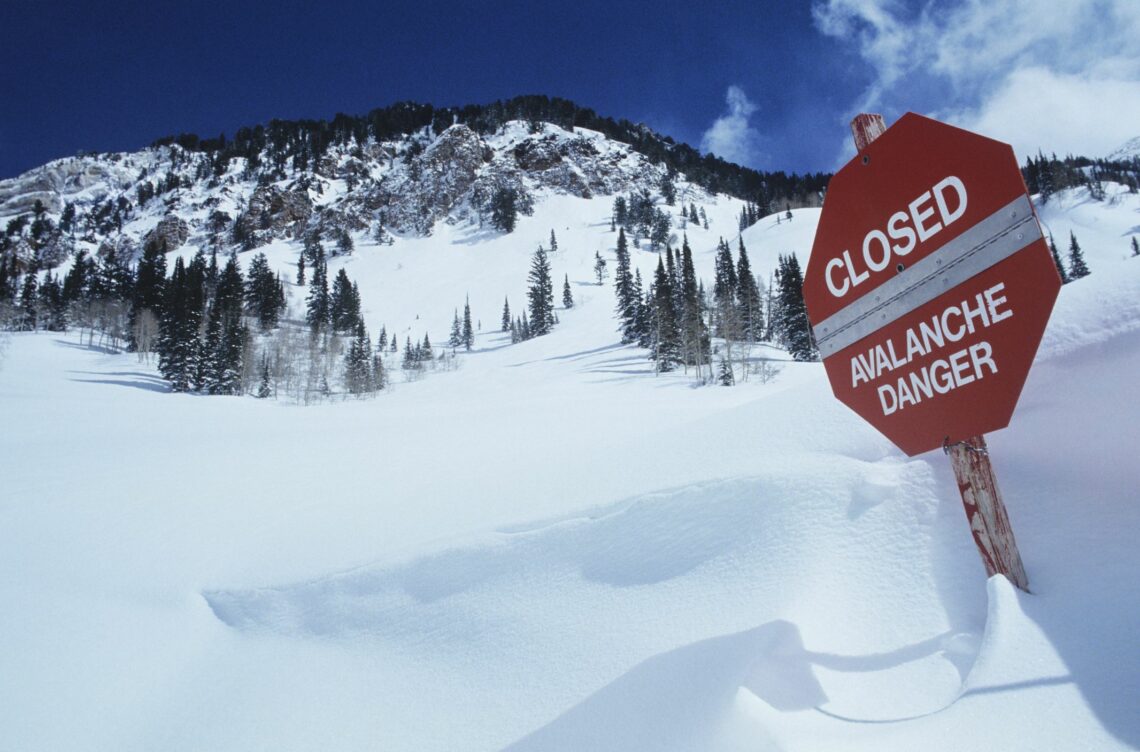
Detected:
left=215, top=253, right=244, bottom=322
left=38, top=272, right=65, bottom=331
left=329, top=268, right=361, bottom=332
left=371, top=338, right=387, bottom=391
left=593, top=251, right=607, bottom=285
left=631, top=268, right=651, bottom=347
left=462, top=296, right=474, bottom=350
left=130, top=240, right=167, bottom=348
left=402, top=336, right=417, bottom=369
left=501, top=296, right=511, bottom=332
left=562, top=274, right=573, bottom=309
left=775, top=253, right=817, bottom=361
left=549, top=229, right=558, bottom=252
left=652, top=256, right=681, bottom=371
left=157, top=257, right=202, bottom=391
left=526, top=244, right=555, bottom=336
left=421, top=333, right=433, bottom=360
left=296, top=251, right=306, bottom=285
left=712, top=238, right=739, bottom=340
left=1049, top=234, right=1069, bottom=283
left=718, top=356, right=735, bottom=385
left=449, top=309, right=463, bottom=348
left=613, top=196, right=628, bottom=228
left=216, top=316, right=248, bottom=395
left=1068, top=231, right=1090, bottom=280
left=679, top=237, right=709, bottom=375
left=649, top=209, right=671, bottom=250
left=256, top=354, right=272, bottom=398
left=736, top=238, right=763, bottom=341
left=490, top=187, right=519, bottom=232
left=1132, top=236, right=1140, bottom=257
left=199, top=300, right=223, bottom=392
left=613, top=228, right=638, bottom=342
left=62, top=249, right=92, bottom=306
left=659, top=170, right=677, bottom=206
left=244, top=252, right=282, bottom=330
left=18, top=265, right=38, bottom=330
left=305, top=246, right=330, bottom=332
left=344, top=321, right=375, bottom=395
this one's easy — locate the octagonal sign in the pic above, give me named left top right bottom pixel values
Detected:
left=804, top=113, right=1061, bottom=456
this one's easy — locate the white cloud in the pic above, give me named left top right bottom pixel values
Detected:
left=813, top=0, right=1140, bottom=160
left=701, top=86, right=763, bottom=166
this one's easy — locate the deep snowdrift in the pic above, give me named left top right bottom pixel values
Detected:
left=1, top=186, right=1138, bottom=751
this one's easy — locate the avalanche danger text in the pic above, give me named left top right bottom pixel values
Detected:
left=851, top=282, right=1013, bottom=415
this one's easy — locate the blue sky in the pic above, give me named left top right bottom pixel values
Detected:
left=3, top=0, right=1138, bottom=180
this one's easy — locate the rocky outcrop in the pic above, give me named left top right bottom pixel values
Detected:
left=143, top=215, right=189, bottom=253
left=373, top=124, right=486, bottom=233
left=235, top=185, right=313, bottom=244
left=0, top=159, right=127, bottom=218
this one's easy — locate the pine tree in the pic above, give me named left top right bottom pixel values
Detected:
left=371, top=340, right=387, bottom=391
left=344, top=321, right=374, bottom=395
left=256, top=354, right=272, bottom=398
left=562, top=274, right=573, bottom=308
left=449, top=308, right=463, bottom=348
left=613, top=196, right=628, bottom=228
left=1068, top=231, right=1090, bottom=280
left=1049, top=234, right=1069, bottom=283
left=736, top=238, right=763, bottom=342
left=402, top=336, right=416, bottom=369
left=712, top=238, right=739, bottom=340
left=157, top=256, right=202, bottom=392
left=549, top=229, right=558, bottom=252
left=305, top=247, right=330, bottom=333
left=490, top=187, right=519, bottom=232
left=296, top=252, right=306, bottom=285
left=593, top=251, right=607, bottom=285
left=18, top=265, right=38, bottom=331
left=613, top=228, right=638, bottom=342
left=775, top=253, right=817, bottom=361
left=245, top=252, right=282, bottom=331
left=1132, top=236, right=1140, bottom=257
left=462, top=296, right=474, bottom=350
left=652, top=256, right=681, bottom=371
left=679, top=237, right=709, bottom=377
left=421, top=333, right=433, bottom=361
left=130, top=240, right=167, bottom=349
left=501, top=296, right=511, bottom=332
left=526, top=245, right=555, bottom=336
left=718, top=356, right=735, bottom=385
left=38, top=272, right=65, bottom=331
left=329, top=268, right=360, bottom=332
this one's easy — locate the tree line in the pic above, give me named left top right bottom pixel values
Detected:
left=608, top=227, right=816, bottom=384
left=150, top=94, right=831, bottom=210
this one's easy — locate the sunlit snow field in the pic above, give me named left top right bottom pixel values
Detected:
left=2, top=186, right=1139, bottom=751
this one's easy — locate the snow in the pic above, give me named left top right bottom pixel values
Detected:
left=2, top=181, right=1139, bottom=751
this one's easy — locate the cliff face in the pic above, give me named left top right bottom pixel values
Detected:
left=0, top=120, right=677, bottom=269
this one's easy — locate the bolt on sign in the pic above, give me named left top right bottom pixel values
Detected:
left=804, top=113, right=1062, bottom=457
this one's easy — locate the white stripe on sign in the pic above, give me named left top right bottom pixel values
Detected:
left=813, top=194, right=1042, bottom=358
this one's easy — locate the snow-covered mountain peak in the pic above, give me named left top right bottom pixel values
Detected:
left=1106, top=135, right=1140, bottom=162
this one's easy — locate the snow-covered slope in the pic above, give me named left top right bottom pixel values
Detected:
left=1, top=168, right=1139, bottom=752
